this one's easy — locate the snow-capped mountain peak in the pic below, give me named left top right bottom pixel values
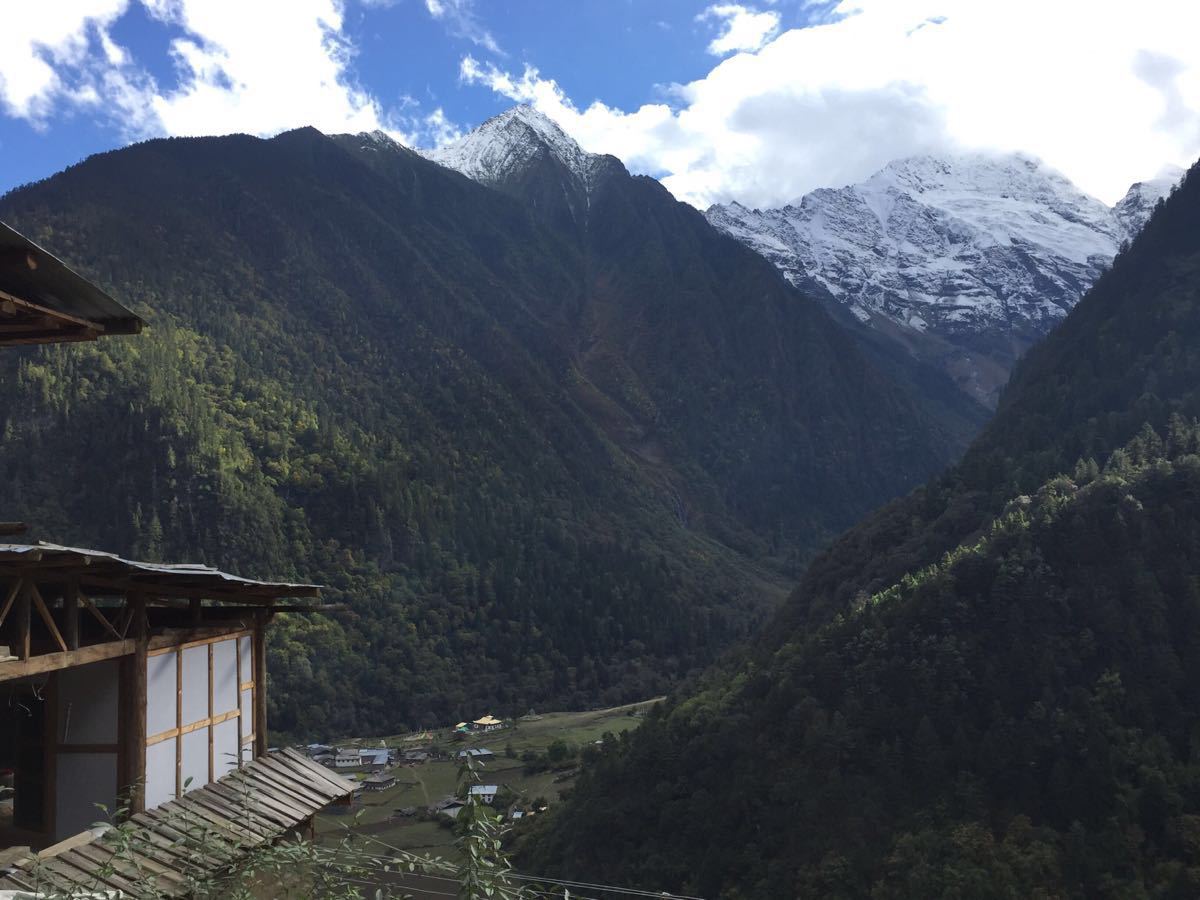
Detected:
left=708, top=153, right=1178, bottom=340
left=1113, top=165, right=1185, bottom=240
left=425, top=105, right=612, bottom=191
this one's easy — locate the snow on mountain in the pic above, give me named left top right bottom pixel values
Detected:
left=1113, top=166, right=1185, bottom=240
left=707, top=154, right=1179, bottom=338
left=425, top=105, right=613, bottom=196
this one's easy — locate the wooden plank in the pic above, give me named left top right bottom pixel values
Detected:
left=194, top=784, right=280, bottom=836
left=0, top=638, right=135, bottom=682
left=36, top=828, right=95, bottom=859
left=72, top=842, right=188, bottom=898
left=0, top=578, right=22, bottom=630
left=258, top=754, right=346, bottom=802
left=252, top=758, right=335, bottom=807
left=207, top=642, right=214, bottom=784
left=55, top=847, right=146, bottom=897
left=253, top=610, right=267, bottom=757
left=228, top=770, right=314, bottom=821
left=129, top=593, right=148, bottom=814
left=204, top=781, right=295, bottom=831
left=150, top=800, right=259, bottom=850
left=278, top=748, right=356, bottom=796
left=147, top=708, right=240, bottom=747
left=181, top=791, right=273, bottom=843
left=81, top=592, right=123, bottom=640
left=36, top=856, right=113, bottom=894
left=64, top=581, right=80, bottom=650
left=30, top=583, right=67, bottom=653
left=235, top=636, right=243, bottom=767
left=274, top=753, right=355, bottom=801
left=15, top=584, right=30, bottom=660
left=147, top=627, right=253, bottom=657
left=175, top=641, right=183, bottom=799
left=134, top=809, right=240, bottom=860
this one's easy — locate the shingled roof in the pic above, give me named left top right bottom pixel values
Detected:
left=0, top=750, right=354, bottom=897
left=0, top=220, right=143, bottom=346
left=0, top=542, right=322, bottom=603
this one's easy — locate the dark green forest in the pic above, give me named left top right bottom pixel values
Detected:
left=0, top=127, right=969, bottom=739
left=519, top=162, right=1200, bottom=896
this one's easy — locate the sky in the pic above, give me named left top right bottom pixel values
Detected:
left=2, top=0, right=1199, bottom=209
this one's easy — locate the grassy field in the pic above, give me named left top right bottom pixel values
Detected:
left=315, top=698, right=660, bottom=858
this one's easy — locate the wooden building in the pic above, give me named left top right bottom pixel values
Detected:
left=0, top=222, right=354, bottom=894
left=0, top=541, right=333, bottom=847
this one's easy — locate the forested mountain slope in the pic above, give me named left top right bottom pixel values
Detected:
left=519, top=162, right=1200, bottom=896
left=0, top=125, right=964, bottom=737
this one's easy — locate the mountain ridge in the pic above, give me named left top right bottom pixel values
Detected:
left=708, top=153, right=1180, bottom=405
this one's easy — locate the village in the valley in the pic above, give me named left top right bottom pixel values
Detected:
left=301, top=700, right=659, bottom=856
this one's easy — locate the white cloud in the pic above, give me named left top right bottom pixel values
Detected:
left=0, top=0, right=131, bottom=123
left=424, top=0, right=503, bottom=55
left=0, top=0, right=416, bottom=143
left=146, top=0, right=391, bottom=138
left=461, top=0, right=1200, bottom=208
left=698, top=4, right=781, bottom=56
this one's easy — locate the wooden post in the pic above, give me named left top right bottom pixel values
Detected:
left=127, top=593, right=148, bottom=813
left=207, top=642, right=214, bottom=783
left=253, top=609, right=268, bottom=758
left=16, top=583, right=31, bottom=661
left=64, top=582, right=80, bottom=651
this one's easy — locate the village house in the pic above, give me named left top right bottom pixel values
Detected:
left=362, top=772, right=396, bottom=792
left=472, top=715, right=504, bottom=732
left=0, top=222, right=355, bottom=895
left=334, top=747, right=362, bottom=768
left=456, top=747, right=495, bottom=761
left=359, top=747, right=391, bottom=769
left=468, top=784, right=499, bottom=804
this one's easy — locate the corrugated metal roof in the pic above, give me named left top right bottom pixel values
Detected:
left=0, top=750, right=353, bottom=897
left=0, top=220, right=143, bottom=345
left=0, top=542, right=322, bottom=602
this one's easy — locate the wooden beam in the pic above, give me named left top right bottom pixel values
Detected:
left=253, top=610, right=267, bottom=758
left=0, top=578, right=23, bottom=630
left=0, top=639, right=136, bottom=681
left=64, top=582, right=79, bottom=651
left=80, top=592, right=122, bottom=641
left=15, top=584, right=30, bottom=660
left=0, top=623, right=253, bottom=683
left=29, top=584, right=67, bottom=654
left=0, top=523, right=27, bottom=537
left=129, top=593, right=147, bottom=814
left=208, top=642, right=215, bottom=784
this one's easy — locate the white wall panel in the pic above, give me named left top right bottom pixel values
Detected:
left=181, top=646, right=209, bottom=725
left=181, top=728, right=208, bottom=794
left=240, top=688, right=253, bottom=731
left=145, top=739, right=177, bottom=811
left=213, top=719, right=239, bottom=778
left=238, top=635, right=252, bottom=682
left=212, top=639, right=238, bottom=715
left=146, top=651, right=178, bottom=737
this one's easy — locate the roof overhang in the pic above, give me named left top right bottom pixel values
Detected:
left=0, top=542, right=323, bottom=605
left=0, top=221, right=144, bottom=347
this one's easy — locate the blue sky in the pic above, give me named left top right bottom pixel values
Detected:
left=2, top=1, right=1199, bottom=207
